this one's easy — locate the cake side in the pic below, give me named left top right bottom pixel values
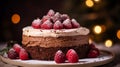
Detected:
left=22, top=31, right=90, bottom=60
left=22, top=27, right=90, bottom=60
left=22, top=35, right=89, bottom=47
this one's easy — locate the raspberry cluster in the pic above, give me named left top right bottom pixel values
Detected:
left=32, top=9, right=80, bottom=29
left=54, top=49, right=78, bottom=63
left=54, top=43, right=100, bottom=63
left=8, top=44, right=29, bottom=60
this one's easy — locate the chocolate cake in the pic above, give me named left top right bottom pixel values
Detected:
left=22, top=9, right=91, bottom=60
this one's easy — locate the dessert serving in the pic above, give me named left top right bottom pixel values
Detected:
left=2, top=9, right=100, bottom=64
left=21, top=9, right=99, bottom=62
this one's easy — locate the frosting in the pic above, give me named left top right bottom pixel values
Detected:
left=23, top=26, right=90, bottom=37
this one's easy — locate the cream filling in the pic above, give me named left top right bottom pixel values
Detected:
left=23, top=26, right=90, bottom=37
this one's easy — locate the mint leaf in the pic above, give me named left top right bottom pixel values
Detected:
left=0, top=40, right=18, bottom=56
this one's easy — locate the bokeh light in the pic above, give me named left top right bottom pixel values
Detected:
left=94, top=0, right=100, bottom=2
left=85, top=0, right=94, bottom=7
left=117, top=30, right=120, bottom=39
left=105, top=39, right=113, bottom=48
left=89, top=38, right=93, bottom=44
left=11, top=13, right=20, bottom=24
left=93, top=25, right=102, bottom=34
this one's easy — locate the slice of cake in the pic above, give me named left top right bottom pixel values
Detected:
left=22, top=9, right=91, bottom=60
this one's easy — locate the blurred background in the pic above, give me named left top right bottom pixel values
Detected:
left=0, top=0, right=120, bottom=47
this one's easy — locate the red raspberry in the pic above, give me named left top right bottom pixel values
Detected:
left=66, top=49, right=79, bottom=63
left=63, top=19, right=72, bottom=29
left=41, top=15, right=50, bottom=23
left=8, top=48, right=18, bottom=59
left=47, top=9, right=55, bottom=16
left=32, top=18, right=42, bottom=29
left=89, top=43, right=100, bottom=55
left=88, top=48, right=100, bottom=58
left=13, top=44, right=22, bottom=54
left=19, top=48, right=29, bottom=60
left=41, top=20, right=53, bottom=29
left=93, top=48, right=100, bottom=55
left=61, top=14, right=70, bottom=21
left=52, top=12, right=61, bottom=22
left=54, top=50, right=66, bottom=63
left=53, top=20, right=63, bottom=29
left=89, top=43, right=96, bottom=49
left=71, top=19, right=80, bottom=28
left=66, top=49, right=72, bottom=59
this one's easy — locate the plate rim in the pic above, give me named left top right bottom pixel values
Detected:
left=0, top=49, right=114, bottom=67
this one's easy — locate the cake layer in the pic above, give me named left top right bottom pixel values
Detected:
left=23, top=44, right=91, bottom=60
left=22, top=35, right=89, bottom=48
left=23, top=26, right=90, bottom=37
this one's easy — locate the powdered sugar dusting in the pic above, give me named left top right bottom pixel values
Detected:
left=47, top=9, right=55, bottom=16
left=63, top=19, right=72, bottom=29
left=53, top=20, right=63, bottom=29
left=32, top=18, right=41, bottom=23
left=63, top=19, right=71, bottom=25
left=41, top=20, right=53, bottom=29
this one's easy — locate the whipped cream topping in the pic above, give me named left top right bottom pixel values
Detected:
left=23, top=26, right=90, bottom=37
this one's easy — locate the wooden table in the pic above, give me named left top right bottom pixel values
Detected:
left=0, top=43, right=120, bottom=67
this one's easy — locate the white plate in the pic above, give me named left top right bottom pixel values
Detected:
left=0, top=50, right=114, bottom=67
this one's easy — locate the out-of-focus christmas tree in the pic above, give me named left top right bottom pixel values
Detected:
left=61, top=0, right=120, bottom=46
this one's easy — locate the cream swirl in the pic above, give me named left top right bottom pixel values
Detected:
left=23, top=26, right=90, bottom=37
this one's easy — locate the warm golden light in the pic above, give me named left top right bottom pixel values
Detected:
left=89, top=38, right=93, bottom=44
left=105, top=39, right=113, bottom=48
left=94, top=0, right=100, bottom=2
left=93, top=25, right=102, bottom=34
left=117, top=30, right=120, bottom=39
left=11, top=13, right=20, bottom=24
left=85, top=0, right=94, bottom=7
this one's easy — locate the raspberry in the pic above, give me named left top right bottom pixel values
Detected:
left=66, top=49, right=72, bottom=59
left=89, top=43, right=100, bottom=55
left=53, top=20, right=63, bottom=29
left=54, top=50, right=65, bottom=63
left=41, top=20, right=53, bottom=29
left=32, top=18, right=42, bottom=29
left=47, top=9, right=55, bottom=16
left=41, top=15, right=50, bottom=23
left=52, top=12, right=61, bottom=22
left=61, top=14, right=70, bottom=21
left=66, top=49, right=79, bottom=63
left=88, top=48, right=100, bottom=58
left=8, top=48, right=18, bottom=59
left=19, top=48, right=29, bottom=60
left=89, top=43, right=96, bottom=49
left=93, top=48, right=100, bottom=55
left=71, top=19, right=80, bottom=28
left=13, top=43, right=22, bottom=54
left=63, top=19, right=72, bottom=29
